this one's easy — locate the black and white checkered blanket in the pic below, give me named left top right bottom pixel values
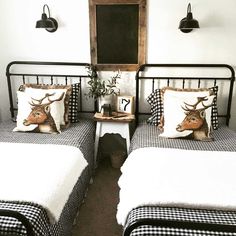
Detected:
left=0, top=201, right=51, bottom=236
left=124, top=206, right=236, bottom=236
left=0, top=119, right=95, bottom=236
left=124, top=123, right=236, bottom=236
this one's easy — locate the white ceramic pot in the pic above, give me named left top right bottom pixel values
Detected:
left=98, top=95, right=116, bottom=112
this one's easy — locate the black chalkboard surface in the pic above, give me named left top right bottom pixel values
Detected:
left=96, top=4, right=139, bottom=64
left=89, top=0, right=146, bottom=71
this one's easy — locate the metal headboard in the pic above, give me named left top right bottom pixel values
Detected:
left=135, top=63, right=235, bottom=126
left=6, top=61, right=95, bottom=119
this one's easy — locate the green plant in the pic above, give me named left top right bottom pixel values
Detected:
left=86, top=65, right=120, bottom=100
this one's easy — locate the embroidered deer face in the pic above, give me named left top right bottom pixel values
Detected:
left=23, top=92, right=64, bottom=133
left=176, top=96, right=213, bottom=141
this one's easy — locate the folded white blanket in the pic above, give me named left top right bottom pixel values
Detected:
left=117, top=147, right=236, bottom=225
left=0, top=142, right=88, bottom=223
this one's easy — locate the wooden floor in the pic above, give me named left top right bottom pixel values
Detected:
left=72, top=157, right=123, bottom=236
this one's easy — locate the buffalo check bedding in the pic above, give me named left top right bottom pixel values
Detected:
left=0, top=119, right=95, bottom=236
left=118, top=122, right=236, bottom=236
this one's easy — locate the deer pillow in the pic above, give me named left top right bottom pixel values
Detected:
left=159, top=89, right=215, bottom=141
left=13, top=91, right=65, bottom=134
left=147, top=86, right=219, bottom=130
left=21, top=84, right=72, bottom=127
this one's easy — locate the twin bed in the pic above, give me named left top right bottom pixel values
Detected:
left=0, top=61, right=96, bottom=236
left=1, top=62, right=236, bottom=236
left=117, top=64, right=236, bottom=236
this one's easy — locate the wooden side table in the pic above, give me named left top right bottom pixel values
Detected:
left=94, top=112, right=135, bottom=165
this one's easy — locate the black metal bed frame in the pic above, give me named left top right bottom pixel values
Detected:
left=124, top=218, right=236, bottom=236
left=0, top=209, right=34, bottom=236
left=2, top=62, right=236, bottom=235
left=6, top=61, right=95, bottom=119
left=135, top=63, right=235, bottom=126
left=124, top=63, right=236, bottom=236
left=2, top=61, right=96, bottom=236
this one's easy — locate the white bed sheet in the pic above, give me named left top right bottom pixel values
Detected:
left=0, top=142, right=88, bottom=223
left=117, top=147, right=236, bottom=225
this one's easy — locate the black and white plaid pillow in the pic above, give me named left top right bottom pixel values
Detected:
left=146, top=86, right=219, bottom=130
left=68, top=83, right=80, bottom=123
left=211, top=86, right=219, bottom=130
left=146, top=89, right=163, bottom=126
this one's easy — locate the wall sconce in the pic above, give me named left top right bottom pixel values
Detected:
left=179, top=3, right=200, bottom=33
left=36, top=4, right=58, bottom=33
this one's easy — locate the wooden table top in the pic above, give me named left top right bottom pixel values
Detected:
left=94, top=112, right=135, bottom=122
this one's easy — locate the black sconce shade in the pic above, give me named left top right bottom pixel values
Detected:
left=36, top=4, right=58, bottom=33
left=179, top=3, right=199, bottom=33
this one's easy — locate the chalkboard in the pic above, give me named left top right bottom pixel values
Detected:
left=89, top=0, right=146, bottom=71
left=96, top=4, right=138, bottom=64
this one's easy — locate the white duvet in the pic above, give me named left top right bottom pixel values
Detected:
left=117, top=147, right=236, bottom=225
left=0, top=142, right=88, bottom=223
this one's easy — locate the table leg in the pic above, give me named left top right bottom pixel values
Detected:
left=125, top=124, right=130, bottom=154
left=94, top=122, right=101, bottom=166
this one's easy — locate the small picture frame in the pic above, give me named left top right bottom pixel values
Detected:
left=117, top=96, right=134, bottom=114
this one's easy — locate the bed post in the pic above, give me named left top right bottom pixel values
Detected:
left=6, top=62, right=15, bottom=119
left=135, top=64, right=146, bottom=126
left=225, top=64, right=235, bottom=126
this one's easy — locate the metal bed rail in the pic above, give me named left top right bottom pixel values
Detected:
left=124, top=218, right=236, bottom=236
left=6, top=61, right=96, bottom=119
left=135, top=63, right=235, bottom=126
left=0, top=209, right=34, bottom=236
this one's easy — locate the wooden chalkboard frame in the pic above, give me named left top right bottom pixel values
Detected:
left=89, top=0, right=147, bottom=71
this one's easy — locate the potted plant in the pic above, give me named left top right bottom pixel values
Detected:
left=86, top=65, right=120, bottom=111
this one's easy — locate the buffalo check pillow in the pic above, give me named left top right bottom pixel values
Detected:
left=159, top=88, right=215, bottom=141
left=68, top=83, right=80, bottom=123
left=147, top=89, right=163, bottom=126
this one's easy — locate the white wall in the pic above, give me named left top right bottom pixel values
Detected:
left=0, top=0, right=91, bottom=120
left=0, top=0, right=235, bottom=130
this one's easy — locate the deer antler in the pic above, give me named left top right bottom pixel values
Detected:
left=29, top=92, right=64, bottom=107
left=44, top=92, right=65, bottom=106
left=200, top=100, right=213, bottom=110
left=182, top=96, right=208, bottom=112
left=30, top=93, right=56, bottom=106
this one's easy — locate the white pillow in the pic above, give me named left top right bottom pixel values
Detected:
left=160, top=89, right=215, bottom=141
left=13, top=91, right=64, bottom=134
left=24, top=87, right=67, bottom=125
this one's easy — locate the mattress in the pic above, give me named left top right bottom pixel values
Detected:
left=0, top=118, right=95, bottom=236
left=121, top=123, right=236, bottom=236
left=0, top=119, right=95, bottom=167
